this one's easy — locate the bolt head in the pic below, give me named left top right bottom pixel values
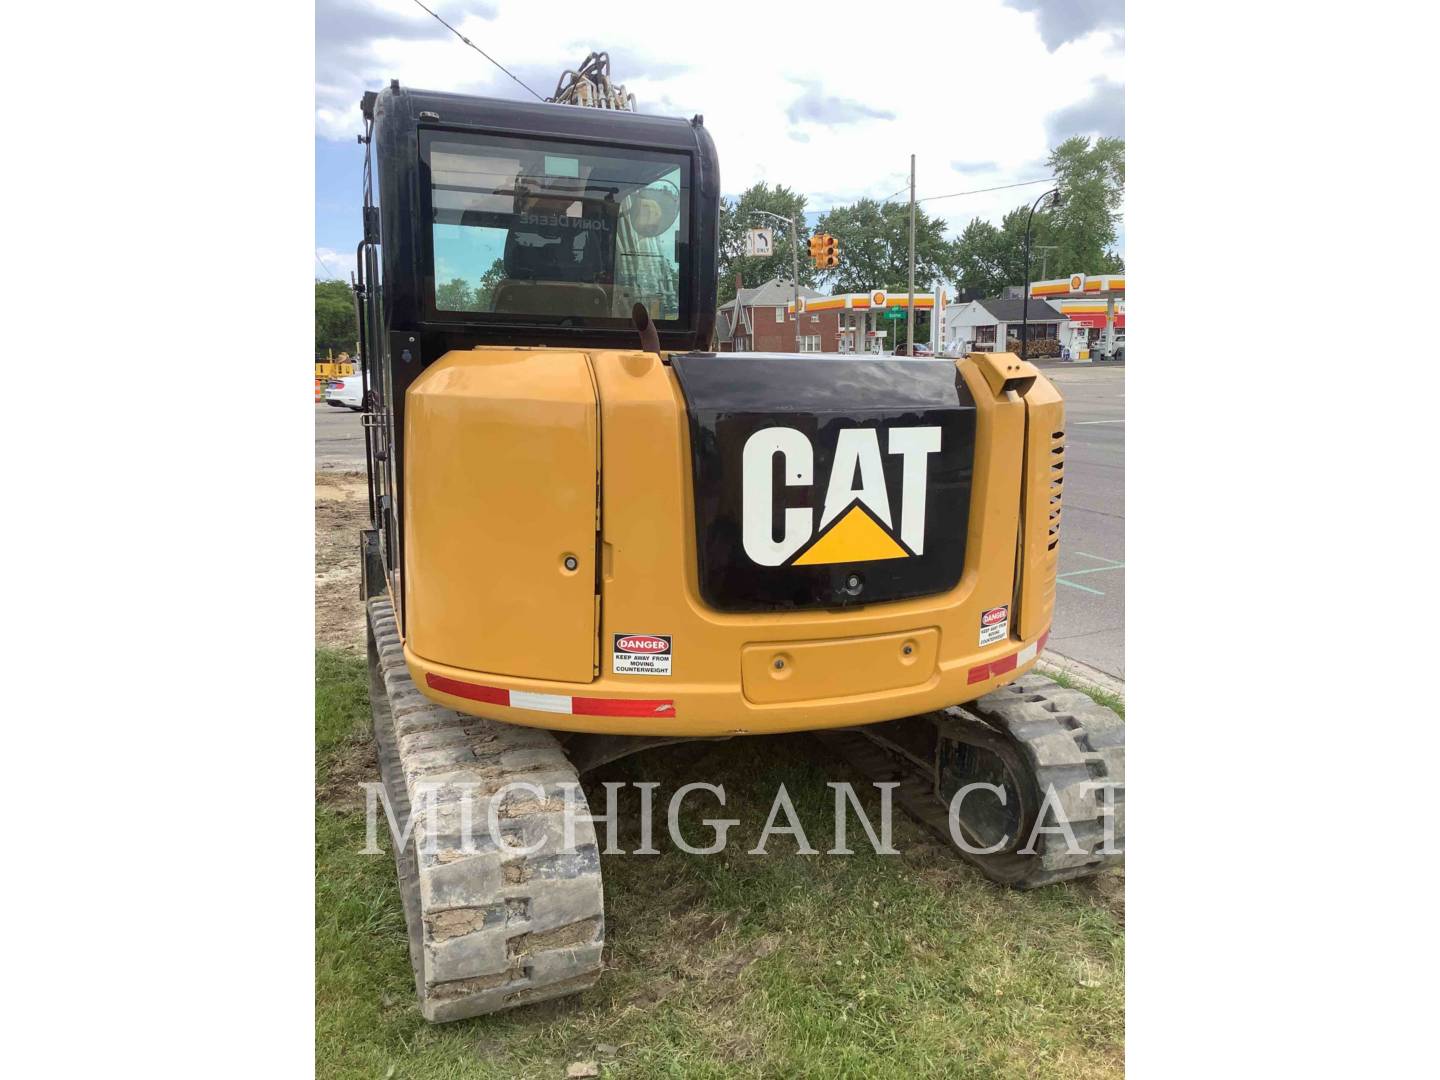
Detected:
left=563, top=555, right=578, bottom=571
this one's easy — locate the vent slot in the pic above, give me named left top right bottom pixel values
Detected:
left=1047, top=432, right=1065, bottom=550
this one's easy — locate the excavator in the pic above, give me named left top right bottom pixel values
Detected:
left=350, top=61, right=1124, bottom=1022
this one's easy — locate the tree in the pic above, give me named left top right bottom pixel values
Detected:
left=717, top=183, right=816, bottom=304
left=472, top=259, right=507, bottom=310
left=315, top=279, right=357, bottom=359
left=946, top=137, right=1124, bottom=298
left=953, top=218, right=1008, bottom=297
left=433, top=260, right=507, bottom=312
left=1045, top=136, right=1125, bottom=277
left=435, top=277, right=474, bottom=311
left=813, top=197, right=954, bottom=296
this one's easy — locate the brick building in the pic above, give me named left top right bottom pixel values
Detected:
left=715, top=277, right=840, bottom=352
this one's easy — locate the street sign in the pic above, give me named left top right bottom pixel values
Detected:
left=881, top=308, right=905, bottom=320
left=745, top=227, right=774, bottom=257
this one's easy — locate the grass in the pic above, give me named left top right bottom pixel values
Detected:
left=1044, top=670, right=1126, bottom=719
left=316, top=647, right=1124, bottom=1079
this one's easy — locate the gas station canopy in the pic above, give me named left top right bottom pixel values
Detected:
left=1029, top=273, right=1124, bottom=301
left=1030, top=274, right=1125, bottom=332
left=784, top=289, right=950, bottom=354
left=785, top=289, right=946, bottom=316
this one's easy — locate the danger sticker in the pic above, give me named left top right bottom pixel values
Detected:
left=612, top=634, right=672, bottom=676
left=979, top=606, right=1009, bottom=646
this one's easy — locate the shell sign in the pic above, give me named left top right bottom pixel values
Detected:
left=870, top=290, right=888, bottom=308
left=1069, top=273, right=1085, bottom=293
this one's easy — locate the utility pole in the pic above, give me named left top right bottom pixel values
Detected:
left=1034, top=245, right=1057, bottom=281
left=906, top=153, right=917, bottom=356
left=749, top=208, right=803, bottom=352
left=734, top=272, right=743, bottom=350
left=789, top=211, right=801, bottom=353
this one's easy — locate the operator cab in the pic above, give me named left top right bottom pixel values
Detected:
left=362, top=83, right=719, bottom=354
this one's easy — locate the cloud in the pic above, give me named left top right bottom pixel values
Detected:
left=1046, top=79, right=1125, bottom=141
left=315, top=247, right=349, bottom=280
left=785, top=81, right=895, bottom=127
left=1002, top=0, right=1124, bottom=51
left=315, top=0, right=502, bottom=139
left=315, top=0, right=480, bottom=60
left=595, top=47, right=690, bottom=83
left=315, top=0, right=1127, bottom=264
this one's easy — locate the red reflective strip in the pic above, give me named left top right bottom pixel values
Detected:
left=1038, top=630, right=1050, bottom=652
left=990, top=652, right=1018, bottom=676
left=425, top=673, right=510, bottom=706
left=572, top=696, right=676, bottom=718
left=967, top=664, right=990, bottom=684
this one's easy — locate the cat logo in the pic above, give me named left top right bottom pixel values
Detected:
left=741, top=425, right=941, bottom=567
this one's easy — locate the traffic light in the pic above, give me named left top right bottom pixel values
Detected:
left=808, top=234, right=840, bottom=269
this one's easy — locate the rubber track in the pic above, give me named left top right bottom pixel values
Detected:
left=367, top=598, right=605, bottom=1022
left=821, top=672, right=1124, bottom=889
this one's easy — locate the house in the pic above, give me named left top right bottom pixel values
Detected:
left=941, top=296, right=1068, bottom=354
left=715, top=277, right=837, bottom=352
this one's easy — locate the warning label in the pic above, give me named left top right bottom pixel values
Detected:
left=978, top=606, right=1009, bottom=647
left=612, top=634, right=672, bottom=676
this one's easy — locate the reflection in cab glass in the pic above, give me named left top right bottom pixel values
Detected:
left=428, top=135, right=687, bottom=323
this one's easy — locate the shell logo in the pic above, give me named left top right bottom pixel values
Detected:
left=870, top=290, right=888, bottom=308
left=1070, top=273, right=1085, bottom=292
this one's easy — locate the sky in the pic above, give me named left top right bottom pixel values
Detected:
left=314, top=0, right=1124, bottom=283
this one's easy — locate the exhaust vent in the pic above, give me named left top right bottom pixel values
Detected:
left=1048, top=430, right=1065, bottom=550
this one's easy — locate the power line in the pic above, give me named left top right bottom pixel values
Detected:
left=409, top=0, right=545, bottom=102
left=315, top=249, right=340, bottom=279
left=814, top=176, right=1057, bottom=216
left=918, top=177, right=1055, bottom=203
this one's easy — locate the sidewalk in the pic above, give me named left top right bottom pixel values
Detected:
left=1028, top=355, right=1125, bottom=369
left=1036, top=650, right=1125, bottom=700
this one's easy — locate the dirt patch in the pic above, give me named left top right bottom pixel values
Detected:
left=1075, top=867, right=1126, bottom=924
left=318, top=736, right=378, bottom=811
left=316, top=471, right=370, bottom=651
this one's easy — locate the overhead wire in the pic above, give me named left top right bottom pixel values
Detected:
left=408, top=0, right=545, bottom=101
left=919, top=177, right=1056, bottom=203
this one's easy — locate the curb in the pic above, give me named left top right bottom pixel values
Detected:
left=1035, top=650, right=1125, bottom=700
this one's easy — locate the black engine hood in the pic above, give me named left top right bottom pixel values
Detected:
left=671, top=353, right=976, bottom=612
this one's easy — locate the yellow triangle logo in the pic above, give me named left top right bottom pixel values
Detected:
left=792, top=504, right=910, bottom=565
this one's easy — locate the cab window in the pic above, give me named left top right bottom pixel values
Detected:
left=424, top=133, right=689, bottom=324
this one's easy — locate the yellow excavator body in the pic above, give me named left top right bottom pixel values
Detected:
left=396, top=347, right=1062, bottom=737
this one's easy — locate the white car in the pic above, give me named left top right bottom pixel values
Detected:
left=323, top=374, right=364, bottom=411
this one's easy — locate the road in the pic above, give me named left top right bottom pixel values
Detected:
left=314, top=363, right=1123, bottom=676
left=1035, top=362, right=1125, bottom=678
left=316, top=401, right=367, bottom=471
